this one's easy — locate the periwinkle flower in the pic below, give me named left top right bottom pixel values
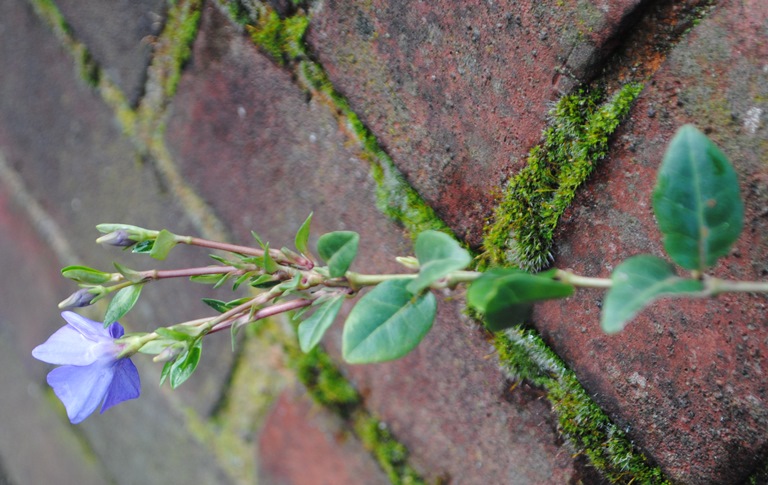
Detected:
left=32, top=311, right=141, bottom=423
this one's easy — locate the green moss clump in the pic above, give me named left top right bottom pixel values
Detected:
left=354, top=417, right=425, bottom=485
left=289, top=345, right=360, bottom=414
left=162, top=1, right=202, bottom=99
left=496, top=327, right=669, bottom=484
left=246, top=7, right=309, bottom=64
left=483, top=83, right=643, bottom=271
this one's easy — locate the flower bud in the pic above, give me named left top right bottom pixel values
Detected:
left=96, top=230, right=135, bottom=247
left=58, top=288, right=97, bottom=310
left=153, top=343, right=186, bottom=363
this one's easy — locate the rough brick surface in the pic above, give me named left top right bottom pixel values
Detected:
left=167, top=6, right=606, bottom=483
left=307, top=0, right=643, bottom=246
left=0, top=2, right=233, bottom=483
left=56, top=0, right=168, bottom=105
left=257, top=386, right=391, bottom=485
left=534, top=1, right=768, bottom=482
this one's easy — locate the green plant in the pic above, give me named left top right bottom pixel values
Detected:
left=35, top=125, right=764, bottom=423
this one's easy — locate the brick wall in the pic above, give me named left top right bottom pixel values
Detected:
left=1, top=0, right=766, bottom=483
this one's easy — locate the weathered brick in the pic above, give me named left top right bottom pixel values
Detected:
left=307, top=0, right=643, bottom=245
left=166, top=5, right=606, bottom=483
left=55, top=0, right=168, bottom=105
left=257, top=386, right=391, bottom=485
left=0, top=1, right=234, bottom=482
left=534, top=1, right=768, bottom=482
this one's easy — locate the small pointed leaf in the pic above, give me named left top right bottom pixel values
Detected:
left=103, top=284, right=144, bottom=325
left=406, top=230, right=471, bottom=294
left=298, top=295, right=345, bottom=352
left=150, top=229, right=178, bottom=260
left=343, top=279, right=436, bottom=364
left=653, top=125, right=744, bottom=271
left=169, top=339, right=202, bottom=388
left=295, top=213, right=313, bottom=256
left=601, top=255, right=704, bottom=333
left=317, top=231, right=359, bottom=277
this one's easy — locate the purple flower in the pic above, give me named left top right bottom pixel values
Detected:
left=32, top=311, right=141, bottom=424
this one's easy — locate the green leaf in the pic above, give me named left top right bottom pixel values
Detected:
left=202, top=298, right=229, bottom=314
left=190, top=274, right=226, bottom=284
left=159, top=361, right=173, bottom=386
left=406, top=230, right=471, bottom=294
left=295, top=212, right=313, bottom=256
left=250, top=274, right=278, bottom=288
left=342, top=279, right=436, bottom=364
left=61, top=265, right=113, bottom=284
left=601, top=255, right=704, bottom=333
left=169, top=339, right=202, bottom=388
left=150, top=229, right=178, bottom=260
left=467, top=268, right=574, bottom=331
left=262, top=242, right=279, bottom=273
left=298, top=295, right=345, bottom=352
left=317, top=231, right=360, bottom=278
left=131, top=240, right=154, bottom=253
left=103, top=284, right=144, bottom=325
left=137, top=339, right=175, bottom=355
left=113, top=262, right=145, bottom=283
left=652, top=124, right=744, bottom=271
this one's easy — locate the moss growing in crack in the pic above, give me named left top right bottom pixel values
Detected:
left=290, top=345, right=360, bottom=414
left=483, top=83, right=643, bottom=271
left=495, top=328, right=669, bottom=484
left=245, top=6, right=309, bottom=64
left=161, top=0, right=202, bottom=99
left=297, top=60, right=451, bottom=238
left=355, top=416, right=426, bottom=485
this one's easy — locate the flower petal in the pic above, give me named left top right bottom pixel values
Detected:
left=101, top=358, right=140, bottom=413
left=108, top=321, right=125, bottom=339
left=32, top=325, right=100, bottom=366
left=47, top=363, right=115, bottom=424
left=61, top=311, right=110, bottom=340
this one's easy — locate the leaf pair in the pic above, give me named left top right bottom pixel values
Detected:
left=601, top=125, right=743, bottom=332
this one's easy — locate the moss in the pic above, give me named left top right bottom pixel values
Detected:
left=161, top=1, right=202, bottom=99
left=482, top=83, right=643, bottom=271
left=296, top=60, right=451, bottom=238
left=497, top=327, right=670, bottom=484
left=245, top=5, right=310, bottom=65
left=354, top=416, right=426, bottom=485
left=281, top=328, right=426, bottom=483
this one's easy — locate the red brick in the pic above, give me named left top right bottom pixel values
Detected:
left=307, top=0, right=643, bottom=245
left=257, top=387, right=390, bottom=485
left=534, top=1, right=768, bottom=482
left=166, top=5, right=600, bottom=482
left=56, top=0, right=168, bottom=105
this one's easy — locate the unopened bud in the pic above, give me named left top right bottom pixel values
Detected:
left=153, top=343, right=186, bottom=363
left=96, top=230, right=135, bottom=247
left=58, top=288, right=97, bottom=309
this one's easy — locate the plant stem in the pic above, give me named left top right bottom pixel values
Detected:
left=555, top=269, right=612, bottom=288
left=705, top=278, right=768, bottom=295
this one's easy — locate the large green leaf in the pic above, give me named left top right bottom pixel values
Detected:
left=298, top=295, right=345, bottom=352
left=652, top=125, right=743, bottom=271
left=342, top=279, right=436, bottom=363
left=467, top=268, right=574, bottom=331
left=601, top=255, right=704, bottom=333
left=317, top=231, right=359, bottom=277
left=406, top=230, right=471, bottom=294
left=103, top=283, right=144, bottom=325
